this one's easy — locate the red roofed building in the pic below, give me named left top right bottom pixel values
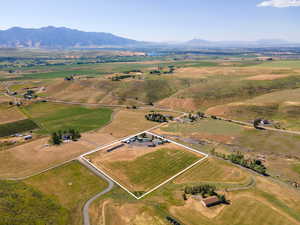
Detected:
left=201, top=196, right=221, bottom=207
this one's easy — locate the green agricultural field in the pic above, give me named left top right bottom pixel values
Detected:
left=108, top=148, right=201, bottom=193
left=1, top=59, right=221, bottom=82
left=256, top=60, right=300, bottom=69
left=24, top=161, right=108, bottom=225
left=0, top=180, right=68, bottom=225
left=6, top=69, right=104, bottom=81
left=20, top=102, right=112, bottom=134
left=0, top=119, right=39, bottom=137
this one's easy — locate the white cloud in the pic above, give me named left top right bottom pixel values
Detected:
left=257, top=0, right=300, bottom=7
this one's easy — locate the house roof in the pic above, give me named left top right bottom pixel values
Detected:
left=202, top=196, right=219, bottom=206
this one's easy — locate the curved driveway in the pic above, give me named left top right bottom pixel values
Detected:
left=78, top=157, right=114, bottom=225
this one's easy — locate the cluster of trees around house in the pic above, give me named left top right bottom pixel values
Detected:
left=187, top=112, right=205, bottom=122
left=149, top=65, right=176, bottom=75
left=183, top=184, right=227, bottom=203
left=50, top=129, right=81, bottom=145
left=211, top=150, right=267, bottom=175
left=145, top=113, right=172, bottom=123
left=166, top=216, right=181, bottom=225
left=23, top=90, right=37, bottom=99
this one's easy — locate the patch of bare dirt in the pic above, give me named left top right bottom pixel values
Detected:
left=245, top=74, right=290, bottom=80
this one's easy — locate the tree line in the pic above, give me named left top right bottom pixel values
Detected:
left=211, top=150, right=267, bottom=175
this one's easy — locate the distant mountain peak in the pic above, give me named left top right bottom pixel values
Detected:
left=0, top=26, right=141, bottom=49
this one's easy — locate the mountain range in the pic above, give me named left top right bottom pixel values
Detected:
left=0, top=26, right=140, bottom=48
left=181, top=38, right=299, bottom=48
left=0, top=26, right=299, bottom=49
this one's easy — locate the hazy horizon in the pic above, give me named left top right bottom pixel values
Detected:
left=1, top=0, right=300, bottom=42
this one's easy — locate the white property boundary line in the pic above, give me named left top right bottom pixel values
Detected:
left=80, top=131, right=208, bottom=199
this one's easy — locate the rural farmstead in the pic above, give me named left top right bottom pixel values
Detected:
left=1, top=2, right=300, bottom=224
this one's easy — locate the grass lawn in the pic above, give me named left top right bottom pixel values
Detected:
left=24, top=161, right=108, bottom=225
left=0, top=180, right=68, bottom=225
left=109, top=148, right=201, bottom=193
left=21, top=102, right=113, bottom=134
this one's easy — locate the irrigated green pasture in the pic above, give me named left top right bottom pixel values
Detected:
left=0, top=119, right=39, bottom=137
left=21, top=102, right=112, bottom=134
left=110, top=148, right=200, bottom=188
left=87, top=146, right=202, bottom=195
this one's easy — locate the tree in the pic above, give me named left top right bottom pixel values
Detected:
left=253, top=118, right=262, bottom=129
left=218, top=194, right=227, bottom=203
left=72, top=129, right=81, bottom=141
left=51, top=132, right=62, bottom=145
left=197, top=112, right=205, bottom=118
left=58, top=130, right=62, bottom=140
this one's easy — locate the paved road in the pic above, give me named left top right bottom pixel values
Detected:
left=78, top=157, right=114, bottom=225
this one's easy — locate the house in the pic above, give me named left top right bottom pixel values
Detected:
left=147, top=143, right=156, bottom=147
left=24, top=135, right=32, bottom=140
left=201, top=196, right=220, bottom=207
left=153, top=139, right=164, bottom=145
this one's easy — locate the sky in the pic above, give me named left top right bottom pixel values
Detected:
left=0, top=0, right=300, bottom=42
